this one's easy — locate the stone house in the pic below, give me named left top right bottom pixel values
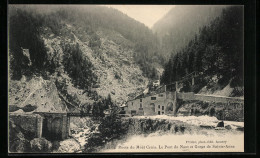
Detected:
left=124, top=91, right=176, bottom=116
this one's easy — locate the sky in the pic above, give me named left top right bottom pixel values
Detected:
left=104, top=5, right=174, bottom=28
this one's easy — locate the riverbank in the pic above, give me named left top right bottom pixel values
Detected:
left=69, top=115, right=244, bottom=153
left=99, top=115, right=243, bottom=152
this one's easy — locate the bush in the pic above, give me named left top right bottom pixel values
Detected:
left=201, top=102, right=209, bottom=109
left=114, top=72, right=121, bottom=79
left=216, top=110, right=224, bottom=120
left=30, top=138, right=52, bottom=153
left=9, top=8, right=55, bottom=80
left=209, top=107, right=216, bottom=116
left=9, top=120, right=31, bottom=152
left=84, top=102, right=126, bottom=152
left=62, top=43, right=97, bottom=90
left=9, top=105, right=20, bottom=112
left=194, top=108, right=200, bottom=115
left=22, top=104, right=37, bottom=112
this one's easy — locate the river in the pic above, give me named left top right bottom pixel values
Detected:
left=71, top=115, right=244, bottom=153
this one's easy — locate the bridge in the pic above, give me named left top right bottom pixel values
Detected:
left=28, top=111, right=93, bottom=140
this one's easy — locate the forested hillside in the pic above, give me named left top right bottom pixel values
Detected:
left=8, top=5, right=164, bottom=112
left=19, top=5, right=162, bottom=79
left=160, top=6, right=244, bottom=97
left=8, top=5, right=244, bottom=114
left=152, top=5, right=226, bottom=59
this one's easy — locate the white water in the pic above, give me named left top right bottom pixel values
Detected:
left=70, top=115, right=244, bottom=153
left=100, top=115, right=244, bottom=152
left=132, top=115, right=244, bottom=128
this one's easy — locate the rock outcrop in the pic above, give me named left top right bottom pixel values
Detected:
left=9, top=120, right=30, bottom=153
left=9, top=76, right=67, bottom=113
left=30, top=138, right=52, bottom=152
left=54, top=139, right=81, bottom=153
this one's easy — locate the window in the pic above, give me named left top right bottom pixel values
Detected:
left=162, top=106, right=164, bottom=110
left=132, top=102, right=133, bottom=106
left=158, top=105, right=160, bottom=109
left=159, top=94, right=164, bottom=97
left=122, top=107, right=124, bottom=111
left=151, top=97, right=156, bottom=100
left=150, top=103, right=155, bottom=112
left=140, top=99, right=142, bottom=102
left=131, top=110, right=136, bottom=115
left=140, top=103, right=142, bottom=108
left=158, top=111, right=160, bottom=115
left=162, top=112, right=164, bottom=115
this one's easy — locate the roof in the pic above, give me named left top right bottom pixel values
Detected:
left=120, top=104, right=128, bottom=108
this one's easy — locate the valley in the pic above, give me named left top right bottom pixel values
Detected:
left=8, top=5, right=244, bottom=153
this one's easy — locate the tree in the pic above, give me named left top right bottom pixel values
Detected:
left=160, top=6, right=243, bottom=92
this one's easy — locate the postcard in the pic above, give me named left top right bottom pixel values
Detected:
left=8, top=4, right=245, bottom=153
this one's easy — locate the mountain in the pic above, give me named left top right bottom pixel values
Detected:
left=8, top=5, right=243, bottom=114
left=8, top=5, right=164, bottom=113
left=152, top=5, right=227, bottom=58
left=160, top=6, right=244, bottom=97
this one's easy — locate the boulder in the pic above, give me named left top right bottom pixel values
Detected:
left=52, top=141, right=61, bottom=151
left=9, top=105, right=20, bottom=112
left=56, top=139, right=81, bottom=153
left=30, top=138, right=52, bottom=152
left=9, top=131, right=30, bottom=153
left=9, top=120, right=30, bottom=153
left=216, top=121, right=224, bottom=127
left=225, top=125, right=232, bottom=130
left=9, top=138, right=30, bottom=153
left=9, top=113, right=42, bottom=139
left=236, top=127, right=244, bottom=131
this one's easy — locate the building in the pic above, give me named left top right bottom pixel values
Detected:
left=153, top=80, right=160, bottom=87
left=119, top=103, right=127, bottom=114
left=124, top=91, right=177, bottom=116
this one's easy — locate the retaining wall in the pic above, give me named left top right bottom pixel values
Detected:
left=177, top=92, right=244, bottom=104
left=9, top=113, right=43, bottom=138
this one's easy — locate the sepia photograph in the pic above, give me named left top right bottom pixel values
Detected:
left=8, top=4, right=245, bottom=153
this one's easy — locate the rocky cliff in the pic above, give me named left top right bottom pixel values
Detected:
left=8, top=6, right=150, bottom=113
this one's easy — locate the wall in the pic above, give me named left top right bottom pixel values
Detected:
left=177, top=92, right=195, bottom=100
left=177, top=92, right=244, bottom=104
left=126, top=92, right=175, bottom=116
left=176, top=92, right=244, bottom=121
left=9, top=113, right=43, bottom=138
left=125, top=91, right=244, bottom=117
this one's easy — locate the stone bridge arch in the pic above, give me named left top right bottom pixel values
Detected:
left=165, top=99, right=179, bottom=115
left=30, top=112, right=94, bottom=141
left=165, top=102, right=174, bottom=115
left=50, top=117, right=62, bottom=140
left=37, top=113, right=69, bottom=140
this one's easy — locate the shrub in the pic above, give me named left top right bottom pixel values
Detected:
left=62, top=43, right=97, bottom=90
left=9, top=105, right=20, bottom=112
left=84, top=102, right=126, bottom=152
left=209, top=107, right=216, bottom=116
left=201, top=102, right=209, bottom=109
left=114, top=72, right=121, bottom=79
left=29, top=138, right=52, bottom=153
left=22, top=104, right=37, bottom=112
